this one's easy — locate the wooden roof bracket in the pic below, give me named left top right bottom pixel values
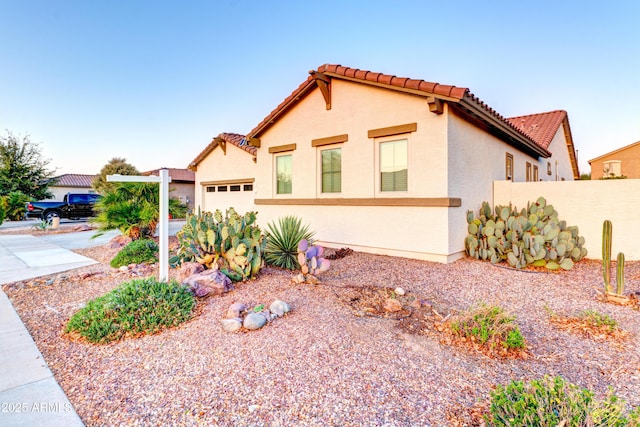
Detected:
left=310, top=70, right=331, bottom=110
left=426, top=96, right=443, bottom=115
left=214, top=136, right=226, bottom=155
left=246, top=137, right=261, bottom=148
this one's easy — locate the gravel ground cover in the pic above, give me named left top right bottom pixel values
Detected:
left=3, top=241, right=640, bottom=426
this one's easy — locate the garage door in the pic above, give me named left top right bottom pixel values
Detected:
left=202, top=182, right=255, bottom=214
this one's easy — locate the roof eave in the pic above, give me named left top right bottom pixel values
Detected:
left=455, top=97, right=551, bottom=158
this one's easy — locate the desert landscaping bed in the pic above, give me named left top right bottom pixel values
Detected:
left=3, top=241, right=640, bottom=426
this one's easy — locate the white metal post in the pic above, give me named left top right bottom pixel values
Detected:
left=106, top=169, right=172, bottom=282
left=158, top=169, right=169, bottom=282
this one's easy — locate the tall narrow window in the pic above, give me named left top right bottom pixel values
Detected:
left=533, top=165, right=539, bottom=181
left=380, top=139, right=408, bottom=191
left=276, top=155, right=292, bottom=194
left=321, top=148, right=341, bottom=193
left=526, top=162, right=532, bottom=182
left=506, top=153, right=514, bottom=180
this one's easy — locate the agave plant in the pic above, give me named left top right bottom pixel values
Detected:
left=264, top=216, right=315, bottom=270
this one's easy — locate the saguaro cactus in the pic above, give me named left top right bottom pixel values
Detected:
left=602, top=219, right=626, bottom=296
left=602, top=220, right=612, bottom=293
left=616, top=252, right=625, bottom=295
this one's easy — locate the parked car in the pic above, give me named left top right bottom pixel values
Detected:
left=25, top=193, right=102, bottom=221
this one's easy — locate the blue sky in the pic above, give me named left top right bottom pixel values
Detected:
left=1, top=0, right=639, bottom=176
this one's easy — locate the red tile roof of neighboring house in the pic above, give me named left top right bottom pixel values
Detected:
left=189, top=132, right=255, bottom=170
left=142, top=168, right=195, bottom=182
left=50, top=174, right=96, bottom=188
left=506, top=110, right=567, bottom=150
left=246, top=63, right=551, bottom=159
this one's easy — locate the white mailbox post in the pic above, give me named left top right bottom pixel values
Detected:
left=107, top=169, right=171, bottom=282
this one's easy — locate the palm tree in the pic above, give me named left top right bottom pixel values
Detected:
left=93, top=182, right=159, bottom=239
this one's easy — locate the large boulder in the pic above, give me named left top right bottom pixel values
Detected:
left=179, top=262, right=205, bottom=282
left=182, top=268, right=232, bottom=297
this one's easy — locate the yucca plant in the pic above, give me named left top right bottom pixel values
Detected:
left=264, top=216, right=315, bottom=270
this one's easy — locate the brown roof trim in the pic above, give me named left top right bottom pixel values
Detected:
left=588, top=140, right=640, bottom=164
left=189, top=133, right=255, bottom=171
left=254, top=197, right=461, bottom=207
left=311, top=134, right=348, bottom=147
left=246, top=64, right=552, bottom=158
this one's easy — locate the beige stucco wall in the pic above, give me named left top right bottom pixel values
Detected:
left=194, top=144, right=256, bottom=214
left=545, top=126, right=575, bottom=181
left=168, top=182, right=195, bottom=212
left=589, top=143, right=640, bottom=179
left=254, top=79, right=450, bottom=199
left=494, top=179, right=640, bottom=260
left=252, top=79, right=456, bottom=262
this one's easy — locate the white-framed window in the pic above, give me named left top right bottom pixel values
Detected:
left=276, top=154, right=292, bottom=194
left=321, top=148, right=341, bottom=193
left=380, top=139, right=408, bottom=192
left=506, top=153, right=514, bottom=180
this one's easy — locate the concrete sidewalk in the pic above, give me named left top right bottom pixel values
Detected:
left=0, top=235, right=91, bottom=426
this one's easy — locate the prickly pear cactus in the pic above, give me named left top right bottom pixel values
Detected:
left=464, top=197, right=586, bottom=270
left=296, top=239, right=331, bottom=282
left=170, top=207, right=266, bottom=282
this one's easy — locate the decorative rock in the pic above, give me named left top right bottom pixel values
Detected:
left=306, top=274, right=319, bottom=285
left=258, top=310, right=272, bottom=322
left=384, top=298, right=403, bottom=313
left=179, top=262, right=205, bottom=282
left=394, top=287, right=405, bottom=296
left=270, top=300, right=291, bottom=317
left=182, top=269, right=233, bottom=298
left=292, top=273, right=305, bottom=284
left=244, top=312, right=267, bottom=330
left=227, top=303, right=247, bottom=319
left=220, top=318, right=242, bottom=332
left=108, top=235, right=132, bottom=249
left=118, top=266, right=129, bottom=272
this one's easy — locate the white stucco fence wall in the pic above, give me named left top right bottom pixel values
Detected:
left=493, top=179, right=640, bottom=260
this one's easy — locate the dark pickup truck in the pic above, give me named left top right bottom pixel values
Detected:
left=26, top=193, right=102, bottom=221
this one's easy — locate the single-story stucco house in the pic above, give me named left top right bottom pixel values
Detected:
left=588, top=140, right=640, bottom=179
left=142, top=168, right=196, bottom=212
left=47, top=174, right=98, bottom=200
left=189, top=64, right=579, bottom=263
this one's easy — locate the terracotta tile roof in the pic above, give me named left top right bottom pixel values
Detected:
left=142, top=168, right=195, bottom=182
left=50, top=174, right=96, bottom=188
left=189, top=132, right=255, bottom=170
left=506, top=110, right=567, bottom=150
left=246, top=64, right=551, bottom=158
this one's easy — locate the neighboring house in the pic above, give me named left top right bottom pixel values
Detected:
left=588, top=140, right=640, bottom=179
left=142, top=168, right=196, bottom=212
left=48, top=174, right=97, bottom=200
left=191, top=64, right=579, bottom=262
left=188, top=133, right=257, bottom=214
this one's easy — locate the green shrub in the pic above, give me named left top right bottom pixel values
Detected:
left=0, top=200, right=5, bottom=225
left=65, top=278, right=195, bottom=344
left=3, top=191, right=30, bottom=221
left=171, top=207, right=265, bottom=282
left=110, top=238, right=158, bottom=268
left=578, top=310, right=618, bottom=332
left=450, top=303, right=526, bottom=350
left=264, top=215, right=315, bottom=270
left=487, top=375, right=639, bottom=426
left=169, top=197, right=188, bottom=219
